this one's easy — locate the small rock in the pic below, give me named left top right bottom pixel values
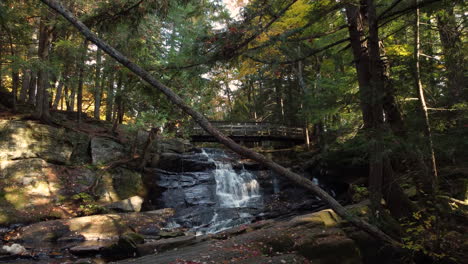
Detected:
left=104, top=196, right=144, bottom=212
left=1, top=243, right=26, bottom=255
left=69, top=245, right=104, bottom=256
left=159, top=230, right=185, bottom=238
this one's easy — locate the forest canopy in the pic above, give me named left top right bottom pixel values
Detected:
left=0, top=0, right=467, bottom=261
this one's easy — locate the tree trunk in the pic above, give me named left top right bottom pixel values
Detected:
left=414, top=1, right=438, bottom=194
left=380, top=43, right=406, bottom=137
left=346, top=1, right=414, bottom=219
left=296, top=58, right=310, bottom=149
left=4, top=26, right=19, bottom=111
left=139, top=127, right=160, bottom=170
left=40, top=0, right=400, bottom=246
left=52, top=74, right=65, bottom=110
left=20, top=41, right=37, bottom=103
left=20, top=69, right=31, bottom=103
left=106, top=72, right=115, bottom=122
left=35, top=16, right=53, bottom=122
left=345, top=3, right=373, bottom=129
left=93, top=47, right=102, bottom=119
left=367, top=0, right=386, bottom=217
left=66, top=81, right=76, bottom=111
left=28, top=72, right=37, bottom=105
left=436, top=4, right=465, bottom=105
left=77, top=39, right=87, bottom=124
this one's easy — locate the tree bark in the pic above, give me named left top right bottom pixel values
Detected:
left=94, top=47, right=102, bottom=119
left=52, top=73, right=65, bottom=110
left=346, top=0, right=414, bottom=219
left=105, top=71, right=115, bottom=122
left=39, top=0, right=400, bottom=246
left=20, top=41, right=37, bottom=103
left=345, top=3, right=373, bottom=129
left=436, top=4, right=465, bottom=106
left=414, top=1, right=438, bottom=194
left=77, top=39, right=87, bottom=124
left=139, top=127, right=160, bottom=170
left=35, top=15, right=53, bottom=122
left=27, top=72, right=37, bottom=105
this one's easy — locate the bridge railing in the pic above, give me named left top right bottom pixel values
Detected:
left=191, top=121, right=304, bottom=140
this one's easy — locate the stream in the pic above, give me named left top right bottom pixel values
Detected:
left=1, top=148, right=340, bottom=263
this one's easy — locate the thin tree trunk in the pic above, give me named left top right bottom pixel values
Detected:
left=20, top=41, right=37, bottom=103
left=94, top=47, right=102, bottom=119
left=20, top=68, right=31, bottom=103
left=41, top=0, right=400, bottom=246
left=4, top=26, right=19, bottom=111
left=224, top=81, right=233, bottom=115
left=67, top=82, right=76, bottom=111
left=52, top=74, right=65, bottom=110
left=35, top=16, right=53, bottom=122
left=415, top=1, right=438, bottom=194
left=0, top=45, right=3, bottom=93
left=297, top=58, right=310, bottom=149
left=436, top=5, right=465, bottom=106
left=367, top=0, right=386, bottom=217
left=106, top=72, right=115, bottom=121
left=28, top=73, right=37, bottom=105
left=139, top=127, right=160, bottom=170
left=77, top=39, right=87, bottom=124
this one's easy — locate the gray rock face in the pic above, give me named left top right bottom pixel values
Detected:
left=91, top=137, right=126, bottom=165
left=0, top=120, right=77, bottom=164
left=104, top=196, right=144, bottom=212
left=157, top=153, right=215, bottom=172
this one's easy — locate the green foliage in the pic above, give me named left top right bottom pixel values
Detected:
left=349, top=185, right=369, bottom=203
left=70, top=192, right=106, bottom=216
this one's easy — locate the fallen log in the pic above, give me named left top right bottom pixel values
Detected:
left=38, top=0, right=400, bottom=247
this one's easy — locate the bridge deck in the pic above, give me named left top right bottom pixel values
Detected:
left=190, top=122, right=305, bottom=143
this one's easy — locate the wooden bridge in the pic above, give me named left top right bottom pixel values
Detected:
left=190, top=121, right=305, bottom=143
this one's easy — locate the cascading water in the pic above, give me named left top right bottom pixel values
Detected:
left=199, top=149, right=262, bottom=234
left=201, top=149, right=261, bottom=208
left=157, top=148, right=263, bottom=235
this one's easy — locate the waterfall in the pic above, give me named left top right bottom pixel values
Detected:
left=201, top=149, right=261, bottom=208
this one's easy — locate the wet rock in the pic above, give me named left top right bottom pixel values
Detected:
left=104, top=196, right=144, bottom=212
left=91, top=137, right=126, bottom=165
left=136, top=235, right=196, bottom=256
left=69, top=245, right=105, bottom=256
left=100, top=232, right=145, bottom=259
left=11, top=209, right=175, bottom=245
left=158, top=230, right=185, bottom=238
left=114, top=207, right=365, bottom=264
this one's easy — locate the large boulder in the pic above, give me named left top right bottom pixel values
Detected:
left=136, top=130, right=191, bottom=154
left=97, top=167, right=146, bottom=203
left=10, top=208, right=175, bottom=245
left=104, top=196, right=144, bottom=212
left=0, top=120, right=86, bottom=164
left=0, top=158, right=71, bottom=225
left=0, top=157, right=145, bottom=225
left=90, top=137, right=126, bottom=165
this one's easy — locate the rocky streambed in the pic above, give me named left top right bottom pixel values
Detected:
left=0, top=119, right=358, bottom=263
